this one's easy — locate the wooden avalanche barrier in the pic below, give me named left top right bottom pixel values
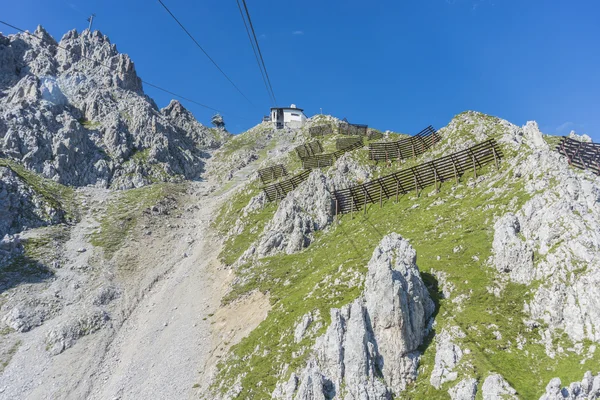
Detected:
left=258, top=164, right=288, bottom=184
left=339, top=122, right=368, bottom=136
left=333, top=139, right=503, bottom=214
left=263, top=170, right=311, bottom=202
left=336, top=136, right=363, bottom=151
left=295, top=141, right=324, bottom=159
left=309, top=125, right=333, bottom=137
left=301, top=139, right=364, bottom=169
left=556, top=137, right=600, bottom=175
left=368, top=125, right=440, bottom=162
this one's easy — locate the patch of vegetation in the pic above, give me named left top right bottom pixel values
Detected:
left=89, top=183, right=185, bottom=258
left=0, top=158, right=79, bottom=222
left=78, top=117, right=101, bottom=129
left=543, top=134, right=564, bottom=149
left=0, top=340, right=21, bottom=373
left=129, top=148, right=151, bottom=163
left=214, top=186, right=279, bottom=266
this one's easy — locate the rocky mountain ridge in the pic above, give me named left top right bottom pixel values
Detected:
left=0, top=26, right=228, bottom=190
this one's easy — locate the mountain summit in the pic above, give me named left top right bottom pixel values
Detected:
left=0, top=26, right=228, bottom=189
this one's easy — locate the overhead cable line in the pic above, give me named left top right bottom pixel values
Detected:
left=235, top=0, right=275, bottom=107
left=0, top=20, right=251, bottom=119
left=157, top=0, right=256, bottom=108
left=240, top=0, right=277, bottom=105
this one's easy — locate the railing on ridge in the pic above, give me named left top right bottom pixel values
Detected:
left=339, top=122, right=368, bottom=136
left=295, top=141, right=324, bottom=159
left=556, top=137, right=600, bottom=176
left=368, top=125, right=440, bottom=162
left=336, top=136, right=363, bottom=151
left=333, top=139, right=503, bottom=214
left=300, top=138, right=364, bottom=169
left=258, top=164, right=288, bottom=184
left=262, top=170, right=312, bottom=202
left=309, top=125, right=334, bottom=137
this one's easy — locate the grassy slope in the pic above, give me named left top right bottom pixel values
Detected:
left=210, top=113, right=599, bottom=399
left=89, top=183, right=185, bottom=259
left=0, top=158, right=78, bottom=221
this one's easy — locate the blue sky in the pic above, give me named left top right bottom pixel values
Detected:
left=2, top=0, right=599, bottom=140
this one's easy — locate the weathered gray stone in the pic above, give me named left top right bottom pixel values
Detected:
left=2, top=298, right=57, bottom=333
left=481, top=374, right=518, bottom=400
left=45, top=310, right=110, bottom=355
left=539, top=371, right=600, bottom=400
left=492, top=140, right=600, bottom=345
left=0, top=27, right=227, bottom=189
left=0, top=166, right=66, bottom=237
left=492, top=213, right=535, bottom=284
left=273, top=233, right=434, bottom=398
left=256, top=171, right=334, bottom=257
left=449, top=378, right=478, bottom=400
left=430, top=327, right=466, bottom=389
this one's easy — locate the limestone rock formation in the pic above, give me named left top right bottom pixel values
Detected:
left=449, top=378, right=478, bottom=400
left=539, top=372, right=600, bottom=400
left=257, top=171, right=334, bottom=256
left=430, top=327, right=466, bottom=389
left=256, top=155, right=372, bottom=257
left=492, top=134, right=600, bottom=345
left=0, top=165, right=67, bottom=237
left=481, top=374, right=518, bottom=399
left=272, top=233, right=435, bottom=399
left=0, top=26, right=227, bottom=188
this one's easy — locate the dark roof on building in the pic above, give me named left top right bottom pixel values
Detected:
left=270, top=107, right=305, bottom=112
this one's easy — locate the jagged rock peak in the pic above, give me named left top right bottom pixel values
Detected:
left=161, top=99, right=187, bottom=116
left=33, top=25, right=57, bottom=45
left=273, top=233, right=435, bottom=399
left=0, top=26, right=227, bottom=188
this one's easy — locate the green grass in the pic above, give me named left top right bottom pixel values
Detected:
left=208, top=112, right=599, bottom=399
left=0, top=158, right=78, bottom=222
left=89, top=183, right=184, bottom=258
left=0, top=340, right=21, bottom=373
left=78, top=117, right=101, bottom=129
left=212, top=152, right=599, bottom=398
left=543, top=134, right=564, bottom=149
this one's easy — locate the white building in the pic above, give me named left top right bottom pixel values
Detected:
left=269, top=104, right=307, bottom=129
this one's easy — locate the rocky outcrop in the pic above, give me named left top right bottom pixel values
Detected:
left=0, top=166, right=67, bottom=237
left=492, top=213, right=534, bottom=282
left=0, top=234, right=22, bottom=267
left=257, top=171, right=333, bottom=256
left=255, top=155, right=372, bottom=258
left=481, top=374, right=518, bottom=400
left=449, top=378, right=478, bottom=400
left=45, top=309, right=110, bottom=355
left=492, top=136, right=600, bottom=345
left=272, top=233, right=435, bottom=399
left=430, top=327, right=465, bottom=389
left=539, top=372, right=600, bottom=400
left=0, top=26, right=227, bottom=188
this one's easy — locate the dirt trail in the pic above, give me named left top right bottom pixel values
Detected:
left=0, top=160, right=267, bottom=399
left=86, top=162, right=264, bottom=400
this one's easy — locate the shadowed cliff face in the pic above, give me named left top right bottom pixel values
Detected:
left=0, top=26, right=229, bottom=189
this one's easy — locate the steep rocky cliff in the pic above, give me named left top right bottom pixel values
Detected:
left=0, top=26, right=228, bottom=189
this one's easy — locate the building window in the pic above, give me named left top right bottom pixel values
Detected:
left=291, top=113, right=300, bottom=116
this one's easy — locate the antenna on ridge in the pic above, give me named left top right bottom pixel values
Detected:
left=87, top=14, right=96, bottom=31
